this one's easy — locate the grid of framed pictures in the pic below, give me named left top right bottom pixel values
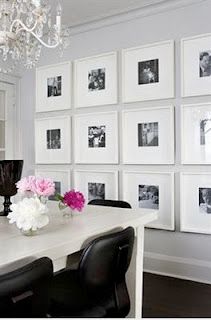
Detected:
left=181, top=103, right=211, bottom=164
left=35, top=116, right=71, bottom=164
left=180, top=173, right=211, bottom=234
left=34, top=33, right=211, bottom=234
left=74, top=170, right=118, bottom=205
left=74, top=111, right=118, bottom=164
left=122, top=171, right=175, bottom=230
left=122, top=40, right=174, bottom=103
left=122, top=106, right=174, bottom=164
left=74, top=52, right=118, bottom=108
left=36, top=61, right=71, bottom=112
left=181, top=33, right=211, bottom=97
left=35, top=169, right=71, bottom=202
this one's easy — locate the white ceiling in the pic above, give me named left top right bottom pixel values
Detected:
left=60, top=0, right=168, bottom=27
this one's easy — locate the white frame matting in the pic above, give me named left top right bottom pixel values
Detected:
left=181, top=33, right=211, bottom=97
left=74, top=170, right=118, bottom=205
left=36, top=61, right=71, bottom=112
left=74, top=111, right=118, bottom=164
left=122, top=40, right=174, bottom=103
left=181, top=102, right=211, bottom=164
left=35, top=116, right=71, bottom=164
left=122, top=106, right=175, bottom=164
left=74, top=51, right=118, bottom=108
left=122, top=171, right=174, bottom=230
left=180, top=172, right=211, bottom=234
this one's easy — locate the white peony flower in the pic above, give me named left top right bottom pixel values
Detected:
left=7, top=197, right=49, bottom=231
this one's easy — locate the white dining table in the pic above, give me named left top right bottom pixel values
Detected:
left=0, top=205, right=157, bottom=318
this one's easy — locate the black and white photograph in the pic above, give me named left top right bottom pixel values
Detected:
left=88, top=68, right=105, bottom=91
left=49, top=181, right=61, bottom=201
left=88, top=125, right=106, bottom=148
left=138, top=122, right=159, bottom=147
left=138, top=59, right=159, bottom=85
left=199, top=51, right=211, bottom=77
left=47, top=76, right=62, bottom=97
left=138, top=184, right=159, bottom=209
left=47, top=129, right=61, bottom=149
left=200, top=119, right=211, bottom=145
left=88, top=182, right=105, bottom=201
left=199, top=188, right=211, bottom=214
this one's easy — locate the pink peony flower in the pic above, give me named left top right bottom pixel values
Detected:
left=32, top=178, right=55, bottom=197
left=16, top=176, right=36, bottom=194
left=63, top=189, right=85, bottom=212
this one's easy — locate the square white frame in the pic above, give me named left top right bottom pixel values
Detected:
left=181, top=103, right=211, bottom=164
left=122, top=40, right=174, bottom=103
left=35, top=169, right=71, bottom=202
left=74, top=170, right=118, bottom=205
left=181, top=33, right=211, bottom=97
left=122, top=106, right=175, bottom=164
left=74, top=51, right=118, bottom=108
left=35, top=116, right=71, bottom=164
left=122, top=171, right=175, bottom=230
left=180, top=172, right=211, bottom=234
left=74, top=111, right=118, bottom=164
left=36, top=61, right=71, bottom=112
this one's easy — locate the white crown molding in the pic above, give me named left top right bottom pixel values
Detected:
left=70, top=0, right=206, bottom=36
left=144, top=251, right=211, bottom=284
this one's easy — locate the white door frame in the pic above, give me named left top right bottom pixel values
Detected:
left=0, top=73, right=22, bottom=160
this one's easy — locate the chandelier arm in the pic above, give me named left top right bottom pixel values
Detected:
left=10, top=19, right=60, bottom=49
left=10, top=19, right=38, bottom=34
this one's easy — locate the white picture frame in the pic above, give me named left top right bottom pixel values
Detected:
left=74, top=51, right=118, bottom=108
left=122, top=40, right=174, bottom=103
left=181, top=103, right=211, bottom=164
left=35, top=116, right=71, bottom=164
left=122, top=106, right=174, bottom=164
left=74, top=111, right=118, bottom=164
left=36, top=61, right=71, bottom=112
left=35, top=169, right=71, bottom=202
left=181, top=33, right=211, bottom=97
left=74, top=170, right=118, bottom=205
left=180, top=172, right=211, bottom=234
left=122, top=171, right=175, bottom=230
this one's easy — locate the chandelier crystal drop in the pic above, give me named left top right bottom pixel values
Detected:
left=0, top=0, right=70, bottom=73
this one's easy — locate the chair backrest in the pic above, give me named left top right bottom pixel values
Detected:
left=0, top=257, right=53, bottom=318
left=78, top=227, right=134, bottom=296
left=88, top=199, right=132, bottom=208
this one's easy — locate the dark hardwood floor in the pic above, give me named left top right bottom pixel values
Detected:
left=143, top=273, right=211, bottom=318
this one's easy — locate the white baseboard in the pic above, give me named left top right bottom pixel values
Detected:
left=144, top=251, right=211, bottom=284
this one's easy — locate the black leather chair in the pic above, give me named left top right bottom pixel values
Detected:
left=0, top=257, right=53, bottom=318
left=49, top=227, right=135, bottom=318
left=88, top=199, right=132, bottom=208
left=66, top=199, right=132, bottom=269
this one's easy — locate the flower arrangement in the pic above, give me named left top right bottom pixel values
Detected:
left=16, top=176, right=55, bottom=199
left=56, top=189, right=85, bottom=213
left=7, top=197, right=49, bottom=234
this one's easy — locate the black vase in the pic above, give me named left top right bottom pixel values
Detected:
left=0, top=160, right=24, bottom=216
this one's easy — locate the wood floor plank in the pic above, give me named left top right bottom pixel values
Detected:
left=143, top=272, right=211, bottom=318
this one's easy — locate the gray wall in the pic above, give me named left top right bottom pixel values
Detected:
left=20, top=0, right=211, bottom=282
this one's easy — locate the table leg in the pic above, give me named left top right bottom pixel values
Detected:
left=126, top=225, right=145, bottom=318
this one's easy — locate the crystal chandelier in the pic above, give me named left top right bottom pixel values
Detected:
left=0, top=0, right=70, bottom=73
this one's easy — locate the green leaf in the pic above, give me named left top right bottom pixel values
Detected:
left=54, top=193, right=64, bottom=201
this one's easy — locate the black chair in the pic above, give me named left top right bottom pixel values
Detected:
left=88, top=199, right=132, bottom=208
left=66, top=199, right=132, bottom=268
left=0, top=257, right=53, bottom=318
left=49, top=227, right=135, bottom=318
